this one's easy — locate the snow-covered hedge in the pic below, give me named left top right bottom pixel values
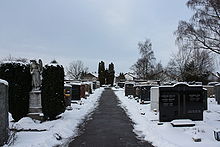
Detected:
left=41, top=64, right=65, bottom=120
left=0, top=62, right=32, bottom=121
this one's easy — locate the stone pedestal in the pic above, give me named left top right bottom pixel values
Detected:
left=0, top=80, right=9, bottom=146
left=27, top=90, right=44, bottom=121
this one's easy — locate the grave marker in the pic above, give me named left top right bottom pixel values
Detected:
left=159, top=83, right=207, bottom=122
left=0, top=79, right=9, bottom=146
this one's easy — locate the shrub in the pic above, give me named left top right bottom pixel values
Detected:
left=0, top=62, right=32, bottom=121
left=41, top=63, right=65, bottom=120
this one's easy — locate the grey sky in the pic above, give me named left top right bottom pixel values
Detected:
left=0, top=0, right=192, bottom=73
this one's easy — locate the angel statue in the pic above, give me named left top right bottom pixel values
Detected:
left=30, top=59, right=43, bottom=90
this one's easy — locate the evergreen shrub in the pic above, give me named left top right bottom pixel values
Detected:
left=0, top=62, right=32, bottom=121
left=41, top=63, right=65, bottom=120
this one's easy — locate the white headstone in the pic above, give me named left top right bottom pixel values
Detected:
left=150, top=87, right=159, bottom=111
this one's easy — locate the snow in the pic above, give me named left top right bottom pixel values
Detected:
left=46, top=63, right=61, bottom=67
left=171, top=119, right=195, bottom=127
left=1, top=61, right=28, bottom=65
left=0, top=79, right=8, bottom=86
left=6, top=88, right=104, bottom=147
left=64, top=83, right=72, bottom=87
left=114, top=88, right=220, bottom=147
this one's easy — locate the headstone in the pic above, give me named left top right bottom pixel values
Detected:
left=159, top=83, right=207, bottom=122
left=203, top=85, right=214, bottom=98
left=64, top=84, right=72, bottom=107
left=70, top=83, right=81, bottom=100
left=80, top=84, right=86, bottom=98
left=215, top=84, right=220, bottom=104
left=0, top=79, right=9, bottom=146
left=125, top=83, right=135, bottom=96
left=117, top=82, right=125, bottom=88
left=150, top=87, right=159, bottom=111
left=93, top=81, right=97, bottom=90
left=139, top=85, right=155, bottom=102
left=134, top=85, right=141, bottom=98
left=203, top=88, right=208, bottom=110
left=96, top=81, right=100, bottom=88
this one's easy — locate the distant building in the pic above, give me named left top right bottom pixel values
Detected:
left=81, top=72, right=97, bottom=81
left=208, top=72, right=220, bottom=82
left=124, top=73, right=137, bottom=81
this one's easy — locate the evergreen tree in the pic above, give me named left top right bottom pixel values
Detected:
left=98, top=61, right=105, bottom=86
left=108, top=63, right=115, bottom=86
left=118, top=73, right=126, bottom=82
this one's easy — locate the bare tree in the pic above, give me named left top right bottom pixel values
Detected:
left=0, top=55, right=28, bottom=63
left=166, top=48, right=214, bottom=84
left=175, top=0, right=220, bottom=54
left=131, top=39, right=156, bottom=80
left=66, top=60, right=88, bottom=80
left=166, top=49, right=192, bottom=81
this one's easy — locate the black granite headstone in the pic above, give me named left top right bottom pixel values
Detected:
left=215, top=84, right=220, bottom=104
left=125, top=83, right=135, bottom=96
left=139, top=85, right=153, bottom=101
left=118, top=82, right=125, bottom=88
left=70, top=84, right=81, bottom=100
left=159, top=83, right=207, bottom=122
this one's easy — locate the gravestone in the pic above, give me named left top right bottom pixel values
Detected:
left=215, top=84, right=220, bottom=104
left=80, top=84, right=86, bottom=98
left=125, top=83, right=135, bottom=96
left=159, top=83, right=207, bottom=122
left=70, top=83, right=81, bottom=100
left=0, top=79, right=9, bottom=146
left=134, top=85, right=141, bottom=98
left=139, top=85, right=155, bottom=101
left=150, top=87, right=159, bottom=111
left=64, top=83, right=72, bottom=107
left=93, top=81, right=97, bottom=90
left=117, top=82, right=125, bottom=88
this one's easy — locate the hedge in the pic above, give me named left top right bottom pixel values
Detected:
left=0, top=62, right=32, bottom=121
left=41, top=64, right=65, bottom=120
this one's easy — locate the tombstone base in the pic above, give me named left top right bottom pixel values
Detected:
left=28, top=90, right=44, bottom=121
left=27, top=113, right=44, bottom=121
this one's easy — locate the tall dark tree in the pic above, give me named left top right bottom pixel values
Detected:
left=98, top=61, right=105, bottom=86
left=175, top=0, right=220, bottom=54
left=107, top=63, right=115, bottom=86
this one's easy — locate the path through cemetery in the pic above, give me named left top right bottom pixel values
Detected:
left=68, top=88, right=153, bottom=147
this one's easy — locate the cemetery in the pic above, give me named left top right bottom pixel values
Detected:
left=0, top=59, right=220, bottom=147
left=0, top=0, right=220, bottom=146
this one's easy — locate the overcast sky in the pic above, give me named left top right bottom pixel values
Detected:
left=0, top=0, right=192, bottom=73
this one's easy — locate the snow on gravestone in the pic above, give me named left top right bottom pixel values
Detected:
left=0, top=79, right=9, bottom=146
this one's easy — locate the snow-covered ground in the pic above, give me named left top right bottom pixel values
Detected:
left=6, top=88, right=104, bottom=147
left=114, top=88, right=220, bottom=147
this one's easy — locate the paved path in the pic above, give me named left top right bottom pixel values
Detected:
left=68, top=88, right=153, bottom=147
